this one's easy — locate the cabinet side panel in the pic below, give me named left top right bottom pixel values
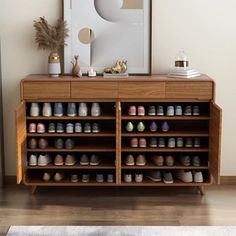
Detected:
left=209, top=103, right=222, bottom=184
left=15, top=102, right=26, bottom=184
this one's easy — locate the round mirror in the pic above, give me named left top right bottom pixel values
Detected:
left=78, top=28, right=95, bottom=44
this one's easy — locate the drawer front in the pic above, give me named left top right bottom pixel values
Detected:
left=165, top=82, right=213, bottom=99
left=71, top=82, right=118, bottom=99
left=23, top=82, right=70, bottom=99
left=119, top=82, right=165, bottom=99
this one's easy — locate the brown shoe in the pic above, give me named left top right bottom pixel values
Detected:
left=38, top=138, right=48, bottom=149
left=151, top=155, right=164, bottom=166
left=54, top=154, right=64, bottom=166
left=125, top=154, right=135, bottom=166
left=65, top=154, right=77, bottom=166
left=28, top=138, right=37, bottom=149
left=165, top=155, right=174, bottom=166
left=136, top=154, right=146, bottom=166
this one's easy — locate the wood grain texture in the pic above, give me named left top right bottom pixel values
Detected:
left=22, top=82, right=70, bottom=99
left=15, top=103, right=26, bottom=184
left=2, top=184, right=236, bottom=236
left=209, top=103, right=222, bottom=184
left=71, top=82, right=118, bottom=99
left=165, top=82, right=213, bottom=99
left=119, top=82, right=165, bottom=99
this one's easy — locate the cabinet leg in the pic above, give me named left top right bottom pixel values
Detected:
left=31, top=186, right=37, bottom=194
left=198, top=186, right=204, bottom=195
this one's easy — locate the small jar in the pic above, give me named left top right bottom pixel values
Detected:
left=175, top=50, right=189, bottom=70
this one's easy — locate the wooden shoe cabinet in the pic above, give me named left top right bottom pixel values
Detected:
left=16, top=75, right=222, bottom=193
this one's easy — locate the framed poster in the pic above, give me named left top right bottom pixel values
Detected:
left=64, top=0, right=151, bottom=74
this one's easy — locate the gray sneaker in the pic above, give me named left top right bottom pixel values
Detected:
left=124, top=173, right=132, bottom=183
left=147, top=170, right=162, bottom=182
left=176, top=170, right=193, bottom=183
left=184, top=106, right=192, bottom=116
left=90, top=154, right=101, bottom=166
left=193, top=106, right=200, bottom=116
left=180, top=155, right=191, bottom=166
left=71, top=174, right=79, bottom=183
left=177, top=137, right=184, bottom=147
left=149, top=138, right=157, bottom=148
left=157, top=106, right=164, bottom=116
left=91, top=103, right=101, bottom=117
left=168, top=138, right=176, bottom=148
left=67, top=102, right=76, bottom=117
left=66, top=123, right=74, bottom=133
left=163, top=171, right=174, bottom=184
left=193, top=170, right=203, bottom=183
left=96, top=174, right=104, bottom=183
left=54, top=102, right=64, bottom=117
left=84, top=123, right=91, bottom=133
left=92, top=123, right=100, bottom=133
left=80, top=154, right=89, bottom=165
left=166, top=106, right=174, bottom=116
left=82, top=174, right=90, bottom=183
left=158, top=138, right=165, bottom=148
left=107, top=174, right=114, bottom=183
left=148, top=106, right=156, bottom=116
left=75, top=123, right=82, bottom=133
left=54, top=138, right=64, bottom=149
left=175, top=105, right=183, bottom=116
left=192, top=156, right=201, bottom=167
left=135, top=173, right=143, bottom=183
left=38, top=153, right=51, bottom=166
left=65, top=154, right=77, bottom=166
left=65, top=138, right=75, bottom=149
left=48, top=123, right=56, bottom=133
left=42, top=102, right=52, bottom=117
left=194, top=138, right=201, bottom=147
left=185, top=138, right=193, bottom=148
left=56, top=123, right=64, bottom=133
left=78, top=103, right=88, bottom=117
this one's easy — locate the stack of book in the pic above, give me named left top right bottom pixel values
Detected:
left=168, top=69, right=201, bottom=79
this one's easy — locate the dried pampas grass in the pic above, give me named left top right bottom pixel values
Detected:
left=33, top=17, right=69, bottom=52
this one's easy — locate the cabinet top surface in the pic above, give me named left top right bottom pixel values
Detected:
left=22, top=74, right=214, bottom=83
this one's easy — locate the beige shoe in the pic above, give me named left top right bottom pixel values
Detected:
left=43, top=172, right=52, bottom=182
left=54, top=154, right=64, bottom=166
left=136, top=154, right=146, bottom=166
left=54, top=172, right=65, bottom=182
left=125, top=154, right=135, bottom=166
left=65, top=154, right=77, bottom=166
left=124, top=174, right=132, bottom=183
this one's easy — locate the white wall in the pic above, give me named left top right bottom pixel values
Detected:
left=1, top=0, right=235, bottom=176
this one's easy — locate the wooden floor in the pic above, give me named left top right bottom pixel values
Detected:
left=1, top=184, right=236, bottom=235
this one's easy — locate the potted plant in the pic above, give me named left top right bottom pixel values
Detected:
left=33, top=17, right=69, bottom=77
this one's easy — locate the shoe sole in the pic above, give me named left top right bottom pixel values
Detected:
left=129, top=113, right=136, bottom=116
left=90, top=163, right=100, bottom=166
left=149, top=145, right=157, bottom=148
left=80, top=162, right=89, bottom=166
left=125, top=163, right=135, bottom=166
left=136, top=163, right=146, bottom=166
left=147, top=176, right=162, bottom=182
left=65, top=163, right=76, bottom=166
left=163, top=180, right=174, bottom=184
left=38, top=163, right=50, bottom=167
left=54, top=163, right=64, bottom=166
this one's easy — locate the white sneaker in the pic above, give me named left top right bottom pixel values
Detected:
left=168, top=138, right=176, bottom=148
left=176, top=170, right=193, bottom=183
left=177, top=137, right=184, bottom=147
left=166, top=106, right=174, bottom=116
left=193, top=170, right=203, bottom=183
left=135, top=173, right=143, bottom=183
left=38, top=153, right=51, bottom=166
left=29, top=154, right=37, bottom=166
left=78, top=103, right=88, bottom=117
left=175, top=105, right=183, bottom=116
left=30, top=103, right=40, bottom=117
left=42, top=102, right=52, bottom=117
left=124, top=174, right=132, bottom=183
left=91, top=103, right=101, bottom=117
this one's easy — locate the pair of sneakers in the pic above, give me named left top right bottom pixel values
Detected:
left=29, top=153, right=51, bottom=166
left=130, top=138, right=147, bottom=148
left=28, top=123, right=45, bottom=133
left=148, top=106, right=164, bottom=116
left=146, top=170, right=174, bottom=184
left=128, top=106, right=145, bottom=116
left=43, top=172, right=65, bottom=182
left=54, top=154, right=77, bottom=166
left=80, top=154, right=101, bottom=166
left=78, top=102, right=101, bottom=117
left=125, top=154, right=146, bottom=166
left=54, top=138, right=75, bottom=149
left=126, top=122, right=146, bottom=132
left=96, top=174, right=115, bottom=183
left=179, top=155, right=201, bottom=167
left=151, top=155, right=174, bottom=166
left=124, top=173, right=143, bottom=183
left=184, top=105, right=200, bottom=116
left=28, top=138, right=48, bottom=149
left=176, top=170, right=203, bottom=183
left=185, top=138, right=201, bottom=148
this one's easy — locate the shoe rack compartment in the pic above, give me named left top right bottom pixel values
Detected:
left=16, top=76, right=222, bottom=190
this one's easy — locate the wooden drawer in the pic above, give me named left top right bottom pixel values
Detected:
left=119, top=82, right=165, bottom=99
left=165, top=82, right=213, bottom=99
left=22, top=82, right=70, bottom=99
left=71, top=82, right=118, bottom=99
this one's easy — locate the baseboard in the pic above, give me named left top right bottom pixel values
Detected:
left=3, top=176, right=236, bottom=186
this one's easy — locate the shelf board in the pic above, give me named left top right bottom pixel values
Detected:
left=27, top=132, right=116, bottom=137
left=122, top=115, right=210, bottom=121
left=122, top=147, right=209, bottom=152
left=120, top=178, right=211, bottom=186
left=26, top=115, right=116, bottom=120
left=27, top=146, right=116, bottom=152
left=122, top=131, right=209, bottom=137
left=121, top=163, right=208, bottom=170
left=27, top=163, right=115, bottom=170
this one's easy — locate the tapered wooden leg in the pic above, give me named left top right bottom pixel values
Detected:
left=198, top=186, right=204, bottom=195
left=31, top=186, right=37, bottom=194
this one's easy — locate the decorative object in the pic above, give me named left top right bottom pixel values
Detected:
left=33, top=17, right=69, bottom=77
left=103, top=60, right=129, bottom=78
left=88, top=68, right=97, bottom=77
left=168, top=51, right=201, bottom=79
left=71, top=55, right=82, bottom=78
left=64, top=0, right=151, bottom=74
